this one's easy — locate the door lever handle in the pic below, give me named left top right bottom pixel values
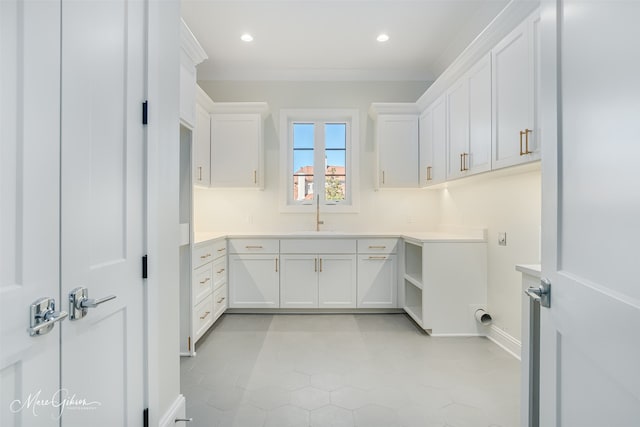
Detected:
left=80, top=295, right=116, bottom=309
left=28, top=297, right=68, bottom=336
left=69, top=287, right=117, bottom=320
left=524, top=277, right=551, bottom=308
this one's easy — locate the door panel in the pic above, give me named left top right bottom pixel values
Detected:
left=446, top=78, right=469, bottom=179
left=0, top=0, right=61, bottom=424
left=60, top=0, right=145, bottom=424
left=318, top=255, right=356, bottom=308
left=539, top=1, right=640, bottom=425
left=228, top=255, right=280, bottom=308
left=280, top=255, right=318, bottom=308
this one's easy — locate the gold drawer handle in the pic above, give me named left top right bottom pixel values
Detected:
left=200, top=311, right=211, bottom=320
left=200, top=253, right=212, bottom=259
left=199, top=277, right=210, bottom=284
left=217, top=247, right=226, bottom=252
left=245, top=245, right=263, bottom=249
left=368, top=256, right=387, bottom=260
left=216, top=268, right=225, bottom=274
left=217, top=297, right=226, bottom=304
left=368, top=245, right=386, bottom=249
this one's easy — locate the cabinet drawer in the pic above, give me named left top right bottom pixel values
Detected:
left=193, top=294, right=214, bottom=342
left=193, top=242, right=215, bottom=269
left=212, top=239, right=227, bottom=260
left=228, top=238, right=279, bottom=254
left=280, top=239, right=356, bottom=254
left=357, top=239, right=399, bottom=254
left=212, top=285, right=228, bottom=320
left=213, top=257, right=227, bottom=289
left=192, top=264, right=213, bottom=305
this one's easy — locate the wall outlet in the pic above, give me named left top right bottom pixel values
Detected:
left=498, top=232, right=507, bottom=246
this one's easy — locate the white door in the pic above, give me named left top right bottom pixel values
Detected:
left=377, top=115, right=419, bottom=188
left=229, top=255, right=280, bottom=308
left=418, top=108, right=433, bottom=187
left=1, top=1, right=62, bottom=424
left=210, top=114, right=261, bottom=188
left=538, top=1, right=640, bottom=426
left=280, top=255, right=318, bottom=308
left=430, top=96, right=447, bottom=185
left=318, top=255, right=356, bottom=308
left=60, top=0, right=145, bottom=425
left=357, top=255, right=397, bottom=308
left=467, top=54, right=492, bottom=174
left=446, top=77, right=469, bottom=179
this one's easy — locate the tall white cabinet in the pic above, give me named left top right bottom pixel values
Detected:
left=446, top=54, right=492, bottom=180
left=419, top=96, right=447, bottom=187
left=492, top=11, right=541, bottom=169
left=194, top=87, right=213, bottom=187
left=210, top=104, right=270, bottom=189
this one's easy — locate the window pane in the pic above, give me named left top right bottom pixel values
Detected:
left=325, top=174, right=346, bottom=202
left=325, top=123, right=346, bottom=149
left=293, top=150, right=314, bottom=175
left=293, top=175, right=314, bottom=201
left=293, top=123, right=314, bottom=149
left=325, top=150, right=345, bottom=169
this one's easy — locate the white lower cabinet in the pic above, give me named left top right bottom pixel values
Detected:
left=357, top=255, right=398, bottom=308
left=229, top=254, right=280, bottom=308
left=280, top=254, right=357, bottom=309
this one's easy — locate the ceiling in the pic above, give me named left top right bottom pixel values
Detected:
left=181, top=0, right=510, bottom=81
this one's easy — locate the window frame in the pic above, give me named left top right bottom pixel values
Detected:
left=280, top=109, right=359, bottom=213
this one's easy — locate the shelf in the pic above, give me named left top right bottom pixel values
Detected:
left=404, top=274, right=423, bottom=290
left=404, top=305, right=424, bottom=329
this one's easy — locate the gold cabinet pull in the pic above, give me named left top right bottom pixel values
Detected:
left=314, top=258, right=318, bottom=272
left=368, top=256, right=387, bottom=260
left=216, top=268, right=225, bottom=274
left=319, top=258, right=323, bottom=272
left=200, top=311, right=211, bottom=320
left=463, top=153, right=469, bottom=171
left=199, top=277, right=210, bottom=285
left=381, top=170, right=385, bottom=185
left=460, top=153, right=463, bottom=172
left=198, top=166, right=202, bottom=181
left=200, top=253, right=212, bottom=259
left=245, top=245, right=263, bottom=249
left=524, top=129, right=532, bottom=154
left=426, top=166, right=432, bottom=181
left=368, top=245, right=386, bottom=249
left=217, top=247, right=226, bottom=252
left=253, top=170, right=257, bottom=184
left=275, top=257, right=279, bottom=272
left=216, top=297, right=226, bottom=304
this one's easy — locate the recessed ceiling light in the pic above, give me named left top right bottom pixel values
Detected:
left=241, top=33, right=254, bottom=42
left=376, top=34, right=390, bottom=43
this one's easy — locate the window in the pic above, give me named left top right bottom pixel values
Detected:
left=281, top=109, right=359, bottom=212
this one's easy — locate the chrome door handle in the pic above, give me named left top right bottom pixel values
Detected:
left=28, top=297, right=68, bottom=336
left=525, top=277, right=551, bottom=308
left=69, top=287, right=117, bottom=320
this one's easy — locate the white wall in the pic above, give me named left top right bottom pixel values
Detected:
left=146, top=0, right=182, bottom=424
left=437, top=166, right=541, bottom=341
left=195, top=81, right=440, bottom=233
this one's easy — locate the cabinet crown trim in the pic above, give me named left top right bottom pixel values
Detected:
left=368, top=103, right=420, bottom=120
left=181, top=19, right=208, bottom=66
left=210, top=102, right=270, bottom=119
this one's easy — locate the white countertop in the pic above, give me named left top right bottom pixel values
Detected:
left=515, top=264, right=541, bottom=277
left=193, top=229, right=487, bottom=244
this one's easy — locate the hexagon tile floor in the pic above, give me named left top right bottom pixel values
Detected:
left=180, top=314, right=520, bottom=427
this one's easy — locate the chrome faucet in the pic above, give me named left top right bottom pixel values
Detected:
left=316, top=194, right=324, bottom=232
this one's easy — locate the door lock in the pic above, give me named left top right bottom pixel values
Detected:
left=69, top=287, right=116, bottom=320
left=28, top=297, right=68, bottom=336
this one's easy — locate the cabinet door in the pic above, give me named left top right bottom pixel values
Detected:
left=492, top=19, right=536, bottom=169
left=318, top=255, right=356, bottom=308
left=447, top=78, right=470, bottom=180
left=468, top=54, right=492, bottom=174
left=419, top=109, right=432, bottom=187
left=194, top=103, right=211, bottom=187
left=229, top=255, right=279, bottom=308
left=280, top=255, right=318, bottom=308
left=421, top=97, right=447, bottom=187
left=377, top=115, right=419, bottom=188
left=357, top=255, right=397, bottom=308
left=430, top=96, right=447, bottom=185
left=211, top=113, right=262, bottom=188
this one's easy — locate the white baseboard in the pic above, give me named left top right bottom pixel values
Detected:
left=486, top=325, right=521, bottom=360
left=159, top=394, right=186, bottom=427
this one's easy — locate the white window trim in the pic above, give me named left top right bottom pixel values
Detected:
left=280, top=108, right=360, bottom=213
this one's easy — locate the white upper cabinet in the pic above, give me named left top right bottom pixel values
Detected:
left=492, top=11, right=541, bottom=169
left=370, top=105, right=420, bottom=189
left=446, top=54, right=492, bottom=180
left=419, top=95, right=447, bottom=187
left=179, top=20, right=207, bottom=128
left=194, top=86, right=213, bottom=187
left=210, top=103, right=269, bottom=189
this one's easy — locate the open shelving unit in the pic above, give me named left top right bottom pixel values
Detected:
left=403, top=240, right=426, bottom=330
